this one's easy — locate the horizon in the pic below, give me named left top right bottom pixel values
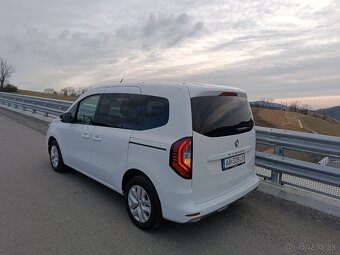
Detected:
left=15, top=83, right=340, bottom=109
left=251, top=95, right=340, bottom=109
left=1, top=0, right=339, bottom=109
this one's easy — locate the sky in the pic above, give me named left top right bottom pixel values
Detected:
left=1, top=0, right=340, bottom=109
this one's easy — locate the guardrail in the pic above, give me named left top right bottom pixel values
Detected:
left=0, top=92, right=73, bottom=117
left=256, top=127, right=340, bottom=199
left=0, top=92, right=339, bottom=198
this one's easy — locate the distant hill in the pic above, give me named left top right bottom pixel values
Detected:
left=251, top=101, right=289, bottom=110
left=321, top=106, right=340, bottom=120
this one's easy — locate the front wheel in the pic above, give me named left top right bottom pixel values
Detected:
left=49, top=140, right=67, bottom=172
left=125, top=176, right=162, bottom=230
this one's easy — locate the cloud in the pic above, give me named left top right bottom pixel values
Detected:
left=59, top=29, right=70, bottom=40
left=116, top=12, right=205, bottom=49
left=0, top=0, right=339, bottom=107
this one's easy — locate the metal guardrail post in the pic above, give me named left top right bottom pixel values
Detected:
left=272, top=144, right=283, bottom=184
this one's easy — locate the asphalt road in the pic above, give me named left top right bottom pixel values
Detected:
left=0, top=107, right=339, bottom=255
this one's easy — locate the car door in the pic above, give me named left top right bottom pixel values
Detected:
left=90, top=86, right=141, bottom=190
left=62, top=91, right=103, bottom=173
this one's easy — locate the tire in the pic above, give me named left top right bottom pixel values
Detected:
left=49, top=140, right=67, bottom=172
left=125, top=175, right=162, bottom=230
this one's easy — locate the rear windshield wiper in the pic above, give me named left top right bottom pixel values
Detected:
left=204, top=119, right=254, bottom=137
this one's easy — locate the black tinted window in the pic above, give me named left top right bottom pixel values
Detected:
left=191, top=95, right=254, bottom=137
left=94, top=93, right=169, bottom=130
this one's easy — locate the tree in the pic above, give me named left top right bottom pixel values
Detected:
left=300, top=104, right=312, bottom=115
left=259, top=98, right=274, bottom=109
left=289, top=101, right=300, bottom=112
left=76, top=87, right=88, bottom=96
left=44, top=88, right=56, bottom=94
left=0, top=58, right=14, bottom=89
left=59, top=86, right=89, bottom=97
left=279, top=101, right=288, bottom=111
left=60, top=87, right=77, bottom=97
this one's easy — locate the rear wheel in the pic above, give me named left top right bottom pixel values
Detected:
left=49, top=140, right=66, bottom=172
left=125, top=175, right=162, bottom=230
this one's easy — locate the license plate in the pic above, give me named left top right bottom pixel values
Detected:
left=221, top=153, right=245, bottom=171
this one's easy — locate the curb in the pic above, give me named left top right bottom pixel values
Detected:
left=258, top=180, right=340, bottom=218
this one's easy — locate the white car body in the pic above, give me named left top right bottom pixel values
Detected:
left=46, top=82, right=259, bottom=224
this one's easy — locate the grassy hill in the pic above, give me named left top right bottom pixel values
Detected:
left=252, top=107, right=340, bottom=137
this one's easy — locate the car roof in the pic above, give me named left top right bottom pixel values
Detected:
left=94, top=82, right=245, bottom=96
left=74, top=82, right=248, bottom=108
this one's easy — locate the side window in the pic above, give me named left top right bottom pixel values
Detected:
left=93, top=93, right=169, bottom=130
left=94, top=93, right=126, bottom=128
left=75, top=95, right=101, bottom=124
left=134, top=95, right=169, bottom=130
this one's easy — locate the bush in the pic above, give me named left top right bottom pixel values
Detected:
left=0, top=84, right=18, bottom=92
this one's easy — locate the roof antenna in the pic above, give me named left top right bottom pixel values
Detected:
left=120, top=78, right=124, bottom=84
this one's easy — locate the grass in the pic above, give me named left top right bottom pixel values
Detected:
left=298, top=115, right=340, bottom=136
left=16, top=89, right=77, bottom=101
left=252, top=107, right=340, bottom=137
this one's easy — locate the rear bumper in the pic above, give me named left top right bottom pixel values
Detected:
left=160, top=175, right=259, bottom=223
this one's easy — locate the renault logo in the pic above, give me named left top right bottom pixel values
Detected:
left=235, top=139, right=239, bottom=147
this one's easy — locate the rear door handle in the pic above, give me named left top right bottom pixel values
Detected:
left=92, top=135, right=102, bottom=141
left=81, top=133, right=90, bottom=139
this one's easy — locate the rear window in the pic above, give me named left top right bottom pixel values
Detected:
left=191, top=95, right=254, bottom=137
left=94, top=93, right=169, bottom=130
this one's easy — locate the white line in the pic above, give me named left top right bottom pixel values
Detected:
left=298, top=119, right=303, bottom=129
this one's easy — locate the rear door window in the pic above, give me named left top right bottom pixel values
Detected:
left=94, top=93, right=169, bottom=130
left=191, top=94, right=254, bottom=137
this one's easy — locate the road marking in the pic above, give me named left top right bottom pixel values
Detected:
left=292, top=115, right=304, bottom=129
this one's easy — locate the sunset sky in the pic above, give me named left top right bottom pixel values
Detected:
left=1, top=0, right=339, bottom=108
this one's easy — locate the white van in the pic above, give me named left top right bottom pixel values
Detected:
left=46, top=83, right=259, bottom=230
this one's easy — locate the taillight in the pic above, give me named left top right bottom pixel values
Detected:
left=169, top=137, right=192, bottom=179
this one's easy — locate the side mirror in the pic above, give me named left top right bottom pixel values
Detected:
left=60, top=112, right=72, bottom=123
